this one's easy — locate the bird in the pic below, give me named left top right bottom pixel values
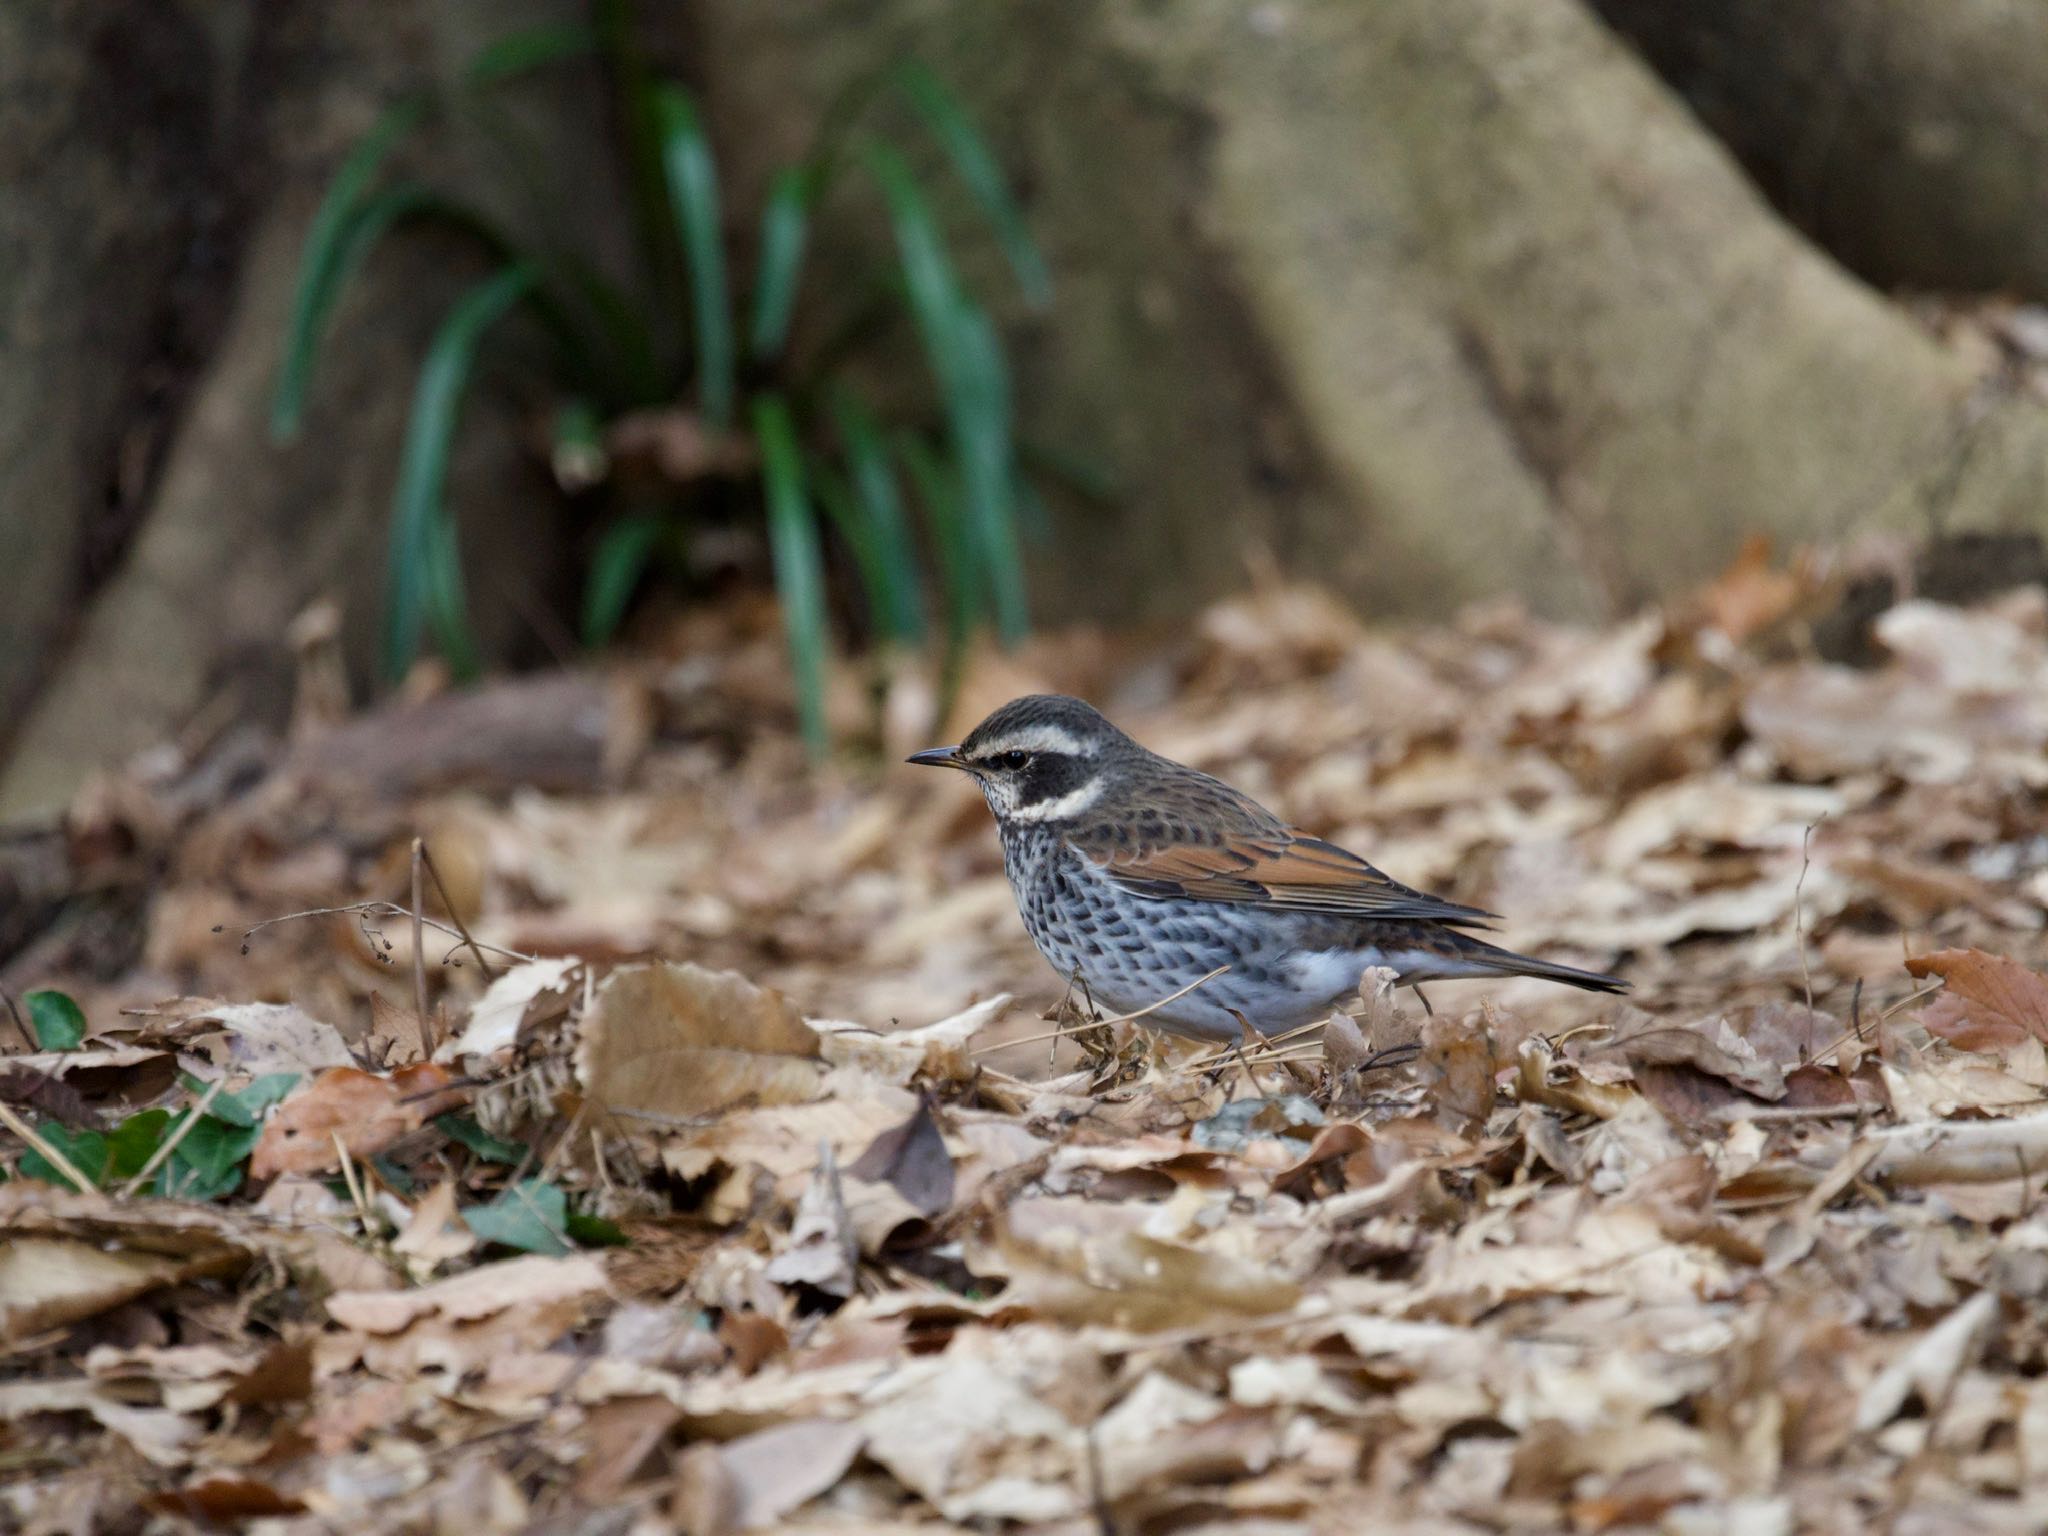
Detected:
left=909, top=694, right=1626, bottom=1043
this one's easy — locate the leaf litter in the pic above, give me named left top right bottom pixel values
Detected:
left=4, top=544, right=2048, bottom=1530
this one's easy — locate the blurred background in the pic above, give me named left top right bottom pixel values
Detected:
left=0, top=3, right=2039, bottom=1036
left=5, top=0, right=2046, bottom=824
left=12, top=6, right=2048, bottom=1520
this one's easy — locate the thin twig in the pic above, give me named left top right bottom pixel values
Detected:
left=0, top=1101, right=97, bottom=1195
left=419, top=842, right=497, bottom=982
left=535, top=1103, right=588, bottom=1190
left=240, top=902, right=535, bottom=965
left=333, top=1132, right=375, bottom=1233
left=1717, top=1101, right=1875, bottom=1126
left=0, top=987, right=35, bottom=1052
left=971, top=967, right=1231, bottom=1056
left=1793, top=819, right=1823, bottom=1014
left=410, top=839, right=432, bottom=1056
left=119, top=1077, right=226, bottom=1197
left=1808, top=980, right=1942, bottom=1068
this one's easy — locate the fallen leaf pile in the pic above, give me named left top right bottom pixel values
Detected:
left=4, top=539, right=2048, bottom=1531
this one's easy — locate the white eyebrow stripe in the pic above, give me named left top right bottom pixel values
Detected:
left=1007, top=775, right=1105, bottom=823
left=973, top=724, right=1096, bottom=757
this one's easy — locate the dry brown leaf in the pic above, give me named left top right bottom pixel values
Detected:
left=0, top=1191, right=259, bottom=1341
left=1419, top=1013, right=1496, bottom=1135
left=847, top=1096, right=955, bottom=1217
left=1907, top=948, right=2048, bottom=1053
left=435, top=956, right=581, bottom=1064
left=249, top=1063, right=469, bottom=1178
left=1687, top=532, right=1808, bottom=645
left=572, top=1395, right=681, bottom=1503
left=1596, top=1009, right=1787, bottom=1101
left=365, top=992, right=429, bottom=1066
left=191, top=1001, right=354, bottom=1075
left=577, top=962, right=824, bottom=1123
left=703, top=1417, right=865, bottom=1529
left=326, top=1253, right=608, bottom=1333
left=764, top=1142, right=859, bottom=1298
left=987, top=1221, right=1300, bottom=1332
left=855, top=1330, right=1087, bottom=1523
left=391, top=1180, right=477, bottom=1273
left=811, top=993, right=1009, bottom=1085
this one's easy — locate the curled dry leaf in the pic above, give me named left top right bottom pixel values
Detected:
left=1419, top=1014, right=1497, bottom=1136
left=434, top=957, right=581, bottom=1065
left=1907, top=948, right=2048, bottom=1055
left=326, top=1253, right=608, bottom=1334
left=986, top=1221, right=1300, bottom=1332
left=0, top=1189, right=260, bottom=1341
left=192, top=1002, right=353, bottom=1076
left=576, top=962, right=823, bottom=1124
left=764, top=1142, right=859, bottom=1299
left=856, top=1333, right=1087, bottom=1524
left=249, top=1063, right=469, bottom=1179
left=812, top=993, right=1009, bottom=1086
left=847, top=1096, right=956, bottom=1217
left=679, top=1417, right=866, bottom=1531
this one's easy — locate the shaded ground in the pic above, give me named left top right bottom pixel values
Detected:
left=5, top=543, right=2048, bottom=1531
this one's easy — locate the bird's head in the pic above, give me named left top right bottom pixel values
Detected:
left=908, top=694, right=1131, bottom=825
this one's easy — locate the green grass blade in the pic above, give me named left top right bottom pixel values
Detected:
left=865, top=143, right=1027, bottom=642
left=582, top=510, right=667, bottom=645
left=863, top=142, right=968, bottom=396
left=808, top=457, right=890, bottom=640
left=465, top=21, right=599, bottom=86
left=893, top=60, right=1051, bottom=310
left=748, top=167, right=812, bottom=364
left=422, top=511, right=481, bottom=677
left=829, top=388, right=926, bottom=642
left=894, top=429, right=975, bottom=715
left=653, top=84, right=736, bottom=431
left=598, top=0, right=685, bottom=331
left=753, top=394, right=830, bottom=756
left=384, top=263, right=539, bottom=680
left=272, top=97, right=428, bottom=439
left=273, top=184, right=522, bottom=440
left=950, top=301, right=1028, bottom=641
left=1013, top=466, right=1050, bottom=546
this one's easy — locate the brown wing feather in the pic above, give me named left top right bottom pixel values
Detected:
left=1069, top=775, right=1497, bottom=929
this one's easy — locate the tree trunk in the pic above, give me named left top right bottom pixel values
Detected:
left=0, top=0, right=612, bottom=823
left=1591, top=0, right=2048, bottom=298
left=699, top=0, right=2048, bottom=634
left=7, top=0, right=2048, bottom=821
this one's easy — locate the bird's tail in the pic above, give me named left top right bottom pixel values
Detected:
left=1409, top=933, right=1629, bottom=995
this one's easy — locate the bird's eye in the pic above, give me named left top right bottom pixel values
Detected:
left=994, top=750, right=1032, bottom=771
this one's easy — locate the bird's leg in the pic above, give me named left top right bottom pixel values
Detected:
left=1411, top=983, right=1435, bottom=1018
left=1219, top=1009, right=1263, bottom=1100
left=1063, top=966, right=1117, bottom=1075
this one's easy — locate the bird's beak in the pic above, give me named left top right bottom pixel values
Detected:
left=906, top=745, right=965, bottom=770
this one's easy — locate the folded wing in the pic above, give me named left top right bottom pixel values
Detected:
left=1071, top=805, right=1497, bottom=929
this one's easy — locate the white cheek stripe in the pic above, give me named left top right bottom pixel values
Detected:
left=1008, top=776, right=1105, bottom=823
left=975, top=724, right=1097, bottom=757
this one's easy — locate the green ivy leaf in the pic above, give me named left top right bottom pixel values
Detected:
left=25, top=991, right=86, bottom=1051
left=204, top=1074, right=302, bottom=1130
left=565, top=1209, right=629, bottom=1248
left=436, top=1114, right=528, bottom=1165
left=108, top=1110, right=173, bottom=1181
left=20, top=1122, right=109, bottom=1187
left=463, top=1179, right=572, bottom=1255
left=172, top=1115, right=262, bottom=1189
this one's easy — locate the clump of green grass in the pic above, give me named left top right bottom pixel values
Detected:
left=274, top=6, right=1050, bottom=753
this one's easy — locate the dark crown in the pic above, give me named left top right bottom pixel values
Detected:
left=959, top=694, right=1126, bottom=756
